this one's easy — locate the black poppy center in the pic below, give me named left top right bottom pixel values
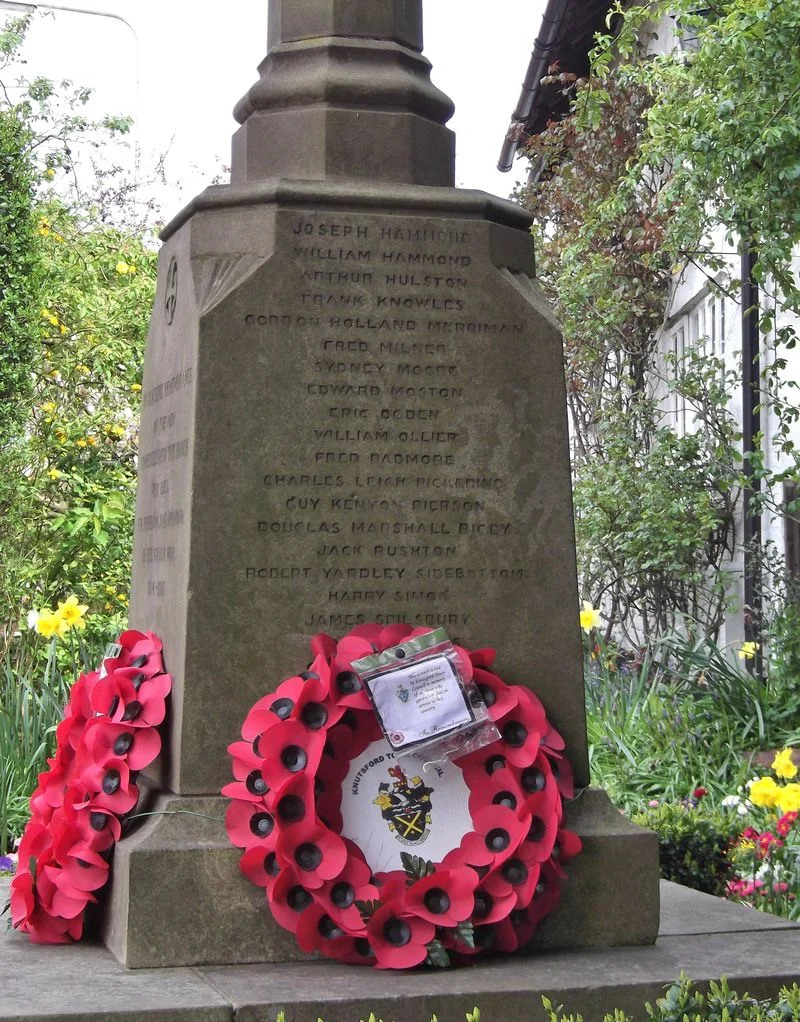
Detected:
left=503, top=720, right=528, bottom=747
left=281, top=745, right=307, bottom=772
left=335, top=671, right=361, bottom=695
left=473, top=890, right=493, bottom=919
left=521, top=767, right=546, bottom=793
left=528, top=816, right=546, bottom=842
left=113, top=732, right=134, bottom=756
left=107, top=695, right=119, bottom=718
left=354, top=937, right=373, bottom=958
left=270, top=697, right=294, bottom=720
left=383, top=918, right=411, bottom=946
left=131, top=672, right=146, bottom=689
left=485, top=827, right=510, bottom=852
left=502, top=858, right=528, bottom=886
left=246, top=771, right=269, bottom=796
left=89, top=812, right=107, bottom=831
left=277, top=794, right=306, bottom=823
left=484, top=755, right=506, bottom=776
left=301, top=702, right=328, bottom=730
left=300, top=670, right=320, bottom=681
left=318, top=914, right=343, bottom=940
left=295, top=842, right=322, bottom=871
left=122, top=700, right=142, bottom=722
left=287, top=886, right=312, bottom=912
left=264, top=852, right=280, bottom=877
left=423, top=888, right=451, bottom=915
left=492, top=790, right=517, bottom=810
left=478, top=683, right=496, bottom=707
left=331, top=882, right=355, bottom=908
left=250, top=812, right=274, bottom=837
left=102, top=770, right=121, bottom=795
left=130, top=654, right=149, bottom=668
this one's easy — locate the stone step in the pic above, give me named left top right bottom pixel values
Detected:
left=3, top=880, right=798, bottom=1022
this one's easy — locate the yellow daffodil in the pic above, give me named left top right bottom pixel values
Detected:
left=738, top=641, right=759, bottom=660
left=131, top=383, right=142, bottom=393
left=115, top=260, right=130, bottom=275
left=772, top=747, right=798, bottom=781
left=36, top=608, right=69, bottom=639
left=46, top=468, right=62, bottom=480
left=748, top=776, right=781, bottom=808
left=776, top=783, right=800, bottom=814
left=56, top=595, right=88, bottom=631
left=580, top=600, right=601, bottom=633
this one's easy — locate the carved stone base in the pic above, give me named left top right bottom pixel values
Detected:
left=102, top=787, right=658, bottom=969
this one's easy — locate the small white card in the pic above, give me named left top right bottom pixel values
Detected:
left=365, top=654, right=474, bottom=750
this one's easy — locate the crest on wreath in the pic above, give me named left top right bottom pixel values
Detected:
left=373, top=765, right=434, bottom=845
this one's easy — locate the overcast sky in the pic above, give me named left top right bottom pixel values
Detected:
left=1, top=0, right=545, bottom=214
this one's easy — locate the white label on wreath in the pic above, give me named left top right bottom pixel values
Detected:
left=340, top=739, right=472, bottom=874
left=366, top=654, right=473, bottom=749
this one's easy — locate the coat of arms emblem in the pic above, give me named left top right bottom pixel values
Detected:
left=373, top=765, right=434, bottom=845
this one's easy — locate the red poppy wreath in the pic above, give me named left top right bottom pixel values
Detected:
left=224, top=623, right=581, bottom=969
left=9, top=631, right=170, bottom=944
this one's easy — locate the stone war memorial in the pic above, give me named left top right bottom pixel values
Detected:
left=4, top=2, right=800, bottom=1020
left=104, top=0, right=659, bottom=970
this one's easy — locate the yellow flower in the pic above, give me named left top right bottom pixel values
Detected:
left=56, top=595, right=88, bottom=631
left=115, top=260, right=130, bottom=275
left=41, top=402, right=56, bottom=414
left=45, top=168, right=55, bottom=180
left=128, top=264, right=137, bottom=275
left=55, top=430, right=66, bottom=442
left=59, top=324, right=68, bottom=335
left=738, top=641, right=759, bottom=660
left=41, top=308, right=51, bottom=319
left=46, top=468, right=62, bottom=480
left=48, top=315, right=59, bottom=327
left=748, top=776, right=781, bottom=808
left=86, top=436, right=97, bottom=446
left=580, top=600, right=601, bottom=633
left=776, top=783, right=800, bottom=814
left=772, top=747, right=798, bottom=781
left=131, top=383, right=142, bottom=393
left=75, top=364, right=90, bottom=374
left=36, top=608, right=69, bottom=639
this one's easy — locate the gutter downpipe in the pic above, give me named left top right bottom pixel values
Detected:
left=741, top=247, right=762, bottom=675
left=497, top=0, right=569, bottom=174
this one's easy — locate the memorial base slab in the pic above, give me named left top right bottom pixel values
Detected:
left=102, top=788, right=657, bottom=969
left=5, top=876, right=797, bottom=1022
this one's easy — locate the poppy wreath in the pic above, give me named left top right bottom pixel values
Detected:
left=8, top=631, right=170, bottom=944
left=224, top=622, right=581, bottom=969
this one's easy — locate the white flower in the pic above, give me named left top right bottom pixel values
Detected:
left=721, top=793, right=751, bottom=816
left=26, top=609, right=40, bottom=630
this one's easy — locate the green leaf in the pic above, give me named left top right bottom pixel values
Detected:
left=424, top=939, right=451, bottom=968
left=355, top=899, right=380, bottom=922
left=400, top=852, right=435, bottom=883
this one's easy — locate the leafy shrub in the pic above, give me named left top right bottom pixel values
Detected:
left=543, top=974, right=800, bottom=1022
left=631, top=802, right=741, bottom=896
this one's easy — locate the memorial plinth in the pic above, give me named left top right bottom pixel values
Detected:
left=104, top=0, right=659, bottom=968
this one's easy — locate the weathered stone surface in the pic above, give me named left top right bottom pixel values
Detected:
left=112, top=0, right=660, bottom=968
left=231, top=0, right=454, bottom=185
left=8, top=876, right=797, bottom=1022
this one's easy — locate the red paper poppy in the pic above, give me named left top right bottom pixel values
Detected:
left=83, top=719, right=161, bottom=772
left=259, top=720, right=325, bottom=790
left=528, top=861, right=563, bottom=926
left=224, top=798, right=279, bottom=852
left=268, top=863, right=318, bottom=932
left=550, top=828, right=582, bottom=879
left=367, top=902, right=435, bottom=969
left=458, top=804, right=531, bottom=869
left=314, top=854, right=376, bottom=931
left=77, top=758, right=139, bottom=815
left=276, top=821, right=347, bottom=890
left=405, top=867, right=478, bottom=927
